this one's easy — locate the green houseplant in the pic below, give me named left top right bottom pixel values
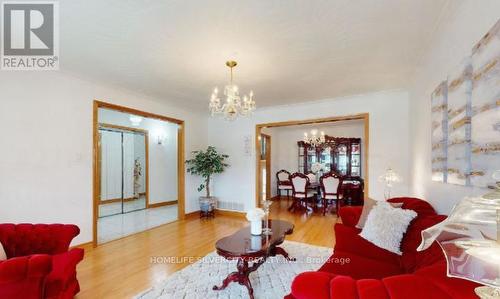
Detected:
left=185, top=146, right=229, bottom=213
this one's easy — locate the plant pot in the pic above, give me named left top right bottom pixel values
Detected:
left=199, top=196, right=217, bottom=212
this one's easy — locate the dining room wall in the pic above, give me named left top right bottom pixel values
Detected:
left=208, top=89, right=410, bottom=212
left=262, top=120, right=365, bottom=197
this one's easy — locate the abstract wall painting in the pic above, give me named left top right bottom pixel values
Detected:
left=431, top=81, right=448, bottom=183
left=431, top=20, right=500, bottom=188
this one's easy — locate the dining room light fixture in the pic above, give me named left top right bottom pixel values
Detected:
left=303, top=129, right=325, bottom=147
left=209, top=60, right=256, bottom=121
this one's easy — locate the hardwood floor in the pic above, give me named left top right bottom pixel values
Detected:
left=75, top=197, right=338, bottom=299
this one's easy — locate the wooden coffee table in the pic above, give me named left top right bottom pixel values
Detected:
left=212, top=219, right=295, bottom=299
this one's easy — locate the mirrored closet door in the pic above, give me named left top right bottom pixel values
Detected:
left=95, top=105, right=180, bottom=245
left=98, top=126, right=147, bottom=217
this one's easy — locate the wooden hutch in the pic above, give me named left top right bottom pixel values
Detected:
left=298, top=135, right=364, bottom=204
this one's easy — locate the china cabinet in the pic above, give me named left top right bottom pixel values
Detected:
left=297, top=136, right=362, bottom=177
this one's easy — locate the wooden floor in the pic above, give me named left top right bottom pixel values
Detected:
left=75, top=198, right=338, bottom=299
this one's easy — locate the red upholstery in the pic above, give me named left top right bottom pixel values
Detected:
left=0, top=224, right=84, bottom=299
left=287, top=197, right=480, bottom=299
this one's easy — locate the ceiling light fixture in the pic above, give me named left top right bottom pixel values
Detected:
left=303, top=129, right=325, bottom=147
left=209, top=60, right=256, bottom=121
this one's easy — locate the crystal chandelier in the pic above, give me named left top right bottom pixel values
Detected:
left=303, top=129, right=325, bottom=147
left=209, top=61, right=256, bottom=121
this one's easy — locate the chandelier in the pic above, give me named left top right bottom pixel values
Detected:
left=303, top=129, right=325, bottom=147
left=209, top=60, right=256, bottom=121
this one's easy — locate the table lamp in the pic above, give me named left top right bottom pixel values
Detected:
left=418, top=171, right=500, bottom=298
left=378, top=167, right=402, bottom=200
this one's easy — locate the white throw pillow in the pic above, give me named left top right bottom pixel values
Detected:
left=0, top=241, right=6, bottom=260
left=359, top=201, right=417, bottom=255
left=356, top=198, right=404, bottom=229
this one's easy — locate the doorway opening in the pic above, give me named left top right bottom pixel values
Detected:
left=92, top=100, right=185, bottom=246
left=255, top=114, right=369, bottom=210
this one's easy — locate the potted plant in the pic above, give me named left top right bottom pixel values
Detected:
left=185, top=146, right=229, bottom=216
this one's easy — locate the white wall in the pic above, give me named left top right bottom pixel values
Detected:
left=263, top=120, right=365, bottom=197
left=99, top=109, right=179, bottom=204
left=208, top=90, right=410, bottom=212
left=409, top=1, right=500, bottom=214
left=0, top=71, right=207, bottom=245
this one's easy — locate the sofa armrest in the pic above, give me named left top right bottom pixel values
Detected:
left=338, top=206, right=362, bottom=227
left=0, top=224, right=80, bottom=256
left=46, top=248, right=84, bottom=288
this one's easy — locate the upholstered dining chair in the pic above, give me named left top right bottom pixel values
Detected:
left=289, top=173, right=316, bottom=212
left=320, top=172, right=343, bottom=215
left=276, top=169, right=292, bottom=200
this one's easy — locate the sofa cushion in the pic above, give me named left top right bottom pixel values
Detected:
left=414, top=262, right=480, bottom=299
left=290, top=271, right=336, bottom=299
left=356, top=279, right=390, bottom=299
left=360, top=202, right=417, bottom=255
left=333, top=224, right=401, bottom=266
left=320, top=250, right=403, bottom=280
left=330, top=275, right=358, bottom=299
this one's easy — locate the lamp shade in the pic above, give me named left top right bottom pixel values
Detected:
left=418, top=196, right=500, bottom=288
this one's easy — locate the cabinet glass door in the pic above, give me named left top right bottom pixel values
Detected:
left=298, top=143, right=305, bottom=172
left=319, top=147, right=332, bottom=172
left=306, top=147, right=317, bottom=172
left=335, top=144, right=348, bottom=175
left=351, top=142, right=361, bottom=177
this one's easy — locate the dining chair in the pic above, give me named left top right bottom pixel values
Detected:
left=305, top=172, right=317, bottom=183
left=320, top=172, right=343, bottom=215
left=276, top=170, right=292, bottom=200
left=289, top=173, right=316, bottom=212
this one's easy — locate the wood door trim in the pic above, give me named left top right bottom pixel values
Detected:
left=148, top=200, right=178, bottom=208
left=92, top=100, right=185, bottom=247
left=99, top=123, right=148, bottom=134
left=255, top=113, right=369, bottom=208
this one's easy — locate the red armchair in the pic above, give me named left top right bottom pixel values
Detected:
left=287, top=197, right=480, bottom=299
left=0, top=224, right=84, bottom=299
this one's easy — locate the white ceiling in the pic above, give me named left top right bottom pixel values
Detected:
left=61, top=0, right=449, bottom=109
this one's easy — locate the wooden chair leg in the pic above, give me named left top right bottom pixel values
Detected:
left=323, top=198, right=327, bottom=216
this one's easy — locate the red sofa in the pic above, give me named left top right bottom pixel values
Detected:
left=287, top=197, right=479, bottom=299
left=0, top=224, right=84, bottom=299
